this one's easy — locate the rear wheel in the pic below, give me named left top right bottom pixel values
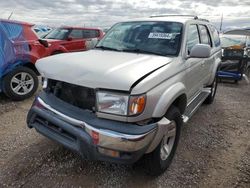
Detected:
left=145, top=106, right=182, bottom=176
left=3, top=67, right=38, bottom=101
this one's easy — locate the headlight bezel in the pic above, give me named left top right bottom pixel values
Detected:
left=96, top=90, right=146, bottom=117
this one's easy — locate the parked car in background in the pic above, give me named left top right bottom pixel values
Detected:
left=27, top=15, right=221, bottom=175
left=0, top=19, right=50, bottom=100
left=220, top=30, right=250, bottom=78
left=33, top=25, right=52, bottom=38
left=43, top=26, right=104, bottom=55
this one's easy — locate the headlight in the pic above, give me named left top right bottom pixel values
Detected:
left=97, top=91, right=146, bottom=116
left=97, top=92, right=129, bottom=115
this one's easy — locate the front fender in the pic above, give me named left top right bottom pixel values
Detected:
left=152, top=82, right=186, bottom=117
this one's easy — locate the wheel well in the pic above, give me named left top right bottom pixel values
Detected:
left=23, top=63, right=39, bottom=75
left=171, top=94, right=187, bottom=114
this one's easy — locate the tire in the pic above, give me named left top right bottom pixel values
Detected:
left=204, top=76, right=218, bottom=104
left=3, top=67, right=39, bottom=101
left=145, top=106, right=182, bottom=176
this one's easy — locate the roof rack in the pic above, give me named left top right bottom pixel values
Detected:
left=150, top=14, right=198, bottom=19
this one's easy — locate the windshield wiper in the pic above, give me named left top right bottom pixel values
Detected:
left=95, top=46, right=122, bottom=52
left=122, top=48, right=164, bottom=56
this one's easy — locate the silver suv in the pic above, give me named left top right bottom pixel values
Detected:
left=27, top=15, right=221, bottom=175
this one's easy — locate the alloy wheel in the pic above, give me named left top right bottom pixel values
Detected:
left=160, top=121, right=177, bottom=161
left=10, top=72, right=34, bottom=96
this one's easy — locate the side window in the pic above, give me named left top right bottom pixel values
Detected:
left=187, top=24, right=200, bottom=54
left=69, top=29, right=83, bottom=39
left=199, top=25, right=212, bottom=46
left=210, top=25, right=221, bottom=47
left=82, top=30, right=99, bottom=38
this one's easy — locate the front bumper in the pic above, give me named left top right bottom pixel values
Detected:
left=27, top=92, right=171, bottom=164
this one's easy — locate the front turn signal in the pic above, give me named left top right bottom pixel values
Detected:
left=129, top=95, right=146, bottom=115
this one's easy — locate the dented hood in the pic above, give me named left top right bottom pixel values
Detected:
left=36, top=49, right=172, bottom=91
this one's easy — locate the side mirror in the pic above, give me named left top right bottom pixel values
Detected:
left=190, top=44, right=211, bottom=58
left=38, top=39, right=49, bottom=48
left=67, top=37, right=73, bottom=41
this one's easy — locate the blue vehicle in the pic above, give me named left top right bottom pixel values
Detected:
left=0, top=19, right=45, bottom=100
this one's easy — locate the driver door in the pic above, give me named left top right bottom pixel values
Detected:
left=184, top=24, right=204, bottom=101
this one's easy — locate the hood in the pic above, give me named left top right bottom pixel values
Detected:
left=36, top=49, right=173, bottom=91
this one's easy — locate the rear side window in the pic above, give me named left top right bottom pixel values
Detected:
left=82, top=30, right=99, bottom=38
left=210, top=25, right=220, bottom=47
left=199, top=25, right=212, bottom=46
left=187, top=24, right=200, bottom=53
left=69, top=29, right=83, bottom=39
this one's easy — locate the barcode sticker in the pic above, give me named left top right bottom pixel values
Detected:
left=148, top=32, right=173, bottom=39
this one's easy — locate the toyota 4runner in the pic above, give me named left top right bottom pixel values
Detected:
left=27, top=15, right=221, bottom=175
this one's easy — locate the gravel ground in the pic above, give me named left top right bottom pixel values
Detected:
left=0, top=82, right=249, bottom=188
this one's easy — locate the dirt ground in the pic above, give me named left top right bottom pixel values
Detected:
left=0, top=82, right=249, bottom=188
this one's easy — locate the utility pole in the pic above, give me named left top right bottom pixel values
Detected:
left=219, top=13, right=223, bottom=32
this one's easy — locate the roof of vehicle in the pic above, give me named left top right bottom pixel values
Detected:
left=126, top=15, right=209, bottom=24
left=223, top=29, right=250, bottom=36
left=0, top=19, right=34, bottom=26
left=61, top=26, right=102, bottom=30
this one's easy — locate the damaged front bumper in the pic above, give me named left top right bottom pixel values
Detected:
left=27, top=92, right=171, bottom=164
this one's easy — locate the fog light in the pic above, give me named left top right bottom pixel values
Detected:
left=98, top=147, right=120, bottom=158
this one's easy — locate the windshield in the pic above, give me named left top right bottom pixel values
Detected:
left=44, top=28, right=70, bottom=40
left=96, top=21, right=182, bottom=56
left=221, top=35, right=247, bottom=48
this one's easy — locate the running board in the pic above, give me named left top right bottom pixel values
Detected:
left=182, top=89, right=211, bottom=123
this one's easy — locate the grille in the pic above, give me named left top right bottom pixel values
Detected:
left=46, top=79, right=96, bottom=111
left=35, top=115, right=77, bottom=143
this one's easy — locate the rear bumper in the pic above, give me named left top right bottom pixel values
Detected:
left=27, top=93, right=170, bottom=164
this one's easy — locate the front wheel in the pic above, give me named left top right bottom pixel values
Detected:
left=3, top=67, right=39, bottom=101
left=145, top=106, right=182, bottom=176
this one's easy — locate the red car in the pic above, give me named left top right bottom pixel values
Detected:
left=0, top=19, right=50, bottom=100
left=44, top=26, right=104, bottom=55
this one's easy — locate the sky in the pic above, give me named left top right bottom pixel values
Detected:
left=1, top=0, right=250, bottom=30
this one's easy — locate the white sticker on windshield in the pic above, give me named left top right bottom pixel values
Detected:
left=148, top=32, right=173, bottom=39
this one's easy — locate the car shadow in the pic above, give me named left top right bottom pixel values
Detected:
left=0, top=93, right=10, bottom=103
